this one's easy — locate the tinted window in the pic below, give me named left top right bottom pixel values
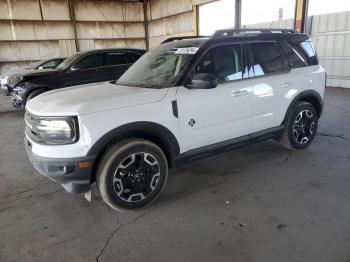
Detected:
left=289, top=41, right=318, bottom=66
left=195, top=45, right=243, bottom=82
left=108, top=53, right=127, bottom=65
left=73, top=53, right=106, bottom=70
left=128, top=52, right=141, bottom=62
left=251, top=42, right=285, bottom=76
left=280, top=42, right=308, bottom=69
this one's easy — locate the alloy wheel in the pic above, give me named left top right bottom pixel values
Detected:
left=292, top=109, right=315, bottom=145
left=113, top=152, right=161, bottom=202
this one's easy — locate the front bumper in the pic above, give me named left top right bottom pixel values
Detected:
left=12, top=92, right=23, bottom=108
left=25, top=138, right=96, bottom=194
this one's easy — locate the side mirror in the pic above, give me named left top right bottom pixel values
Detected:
left=70, top=65, right=81, bottom=72
left=185, top=73, right=217, bottom=89
left=38, top=66, right=44, bottom=70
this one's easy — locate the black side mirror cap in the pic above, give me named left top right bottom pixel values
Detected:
left=185, top=73, right=217, bottom=89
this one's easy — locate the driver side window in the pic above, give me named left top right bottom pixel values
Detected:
left=195, top=45, right=243, bottom=83
left=73, top=53, right=106, bottom=70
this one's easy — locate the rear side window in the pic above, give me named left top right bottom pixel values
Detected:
left=250, top=42, right=285, bottom=76
left=195, top=44, right=243, bottom=82
left=108, top=53, right=128, bottom=65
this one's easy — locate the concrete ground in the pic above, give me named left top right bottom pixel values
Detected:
left=0, top=88, right=349, bottom=262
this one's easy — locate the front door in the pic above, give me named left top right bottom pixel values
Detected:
left=107, top=52, right=132, bottom=81
left=64, top=52, right=109, bottom=87
left=176, top=44, right=253, bottom=152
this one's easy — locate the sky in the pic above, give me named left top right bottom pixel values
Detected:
left=199, top=0, right=350, bottom=35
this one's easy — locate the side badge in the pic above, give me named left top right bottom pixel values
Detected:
left=188, top=119, right=196, bottom=127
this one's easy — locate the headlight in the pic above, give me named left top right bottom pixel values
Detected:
left=25, top=113, right=79, bottom=145
left=13, top=82, right=25, bottom=92
left=1, top=76, right=8, bottom=84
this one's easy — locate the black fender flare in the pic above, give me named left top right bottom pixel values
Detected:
left=87, top=121, right=181, bottom=167
left=282, top=90, right=323, bottom=124
left=24, top=81, right=50, bottom=99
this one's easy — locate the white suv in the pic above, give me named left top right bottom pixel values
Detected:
left=24, top=29, right=326, bottom=211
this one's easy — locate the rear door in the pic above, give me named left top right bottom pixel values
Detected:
left=64, top=52, right=109, bottom=86
left=107, top=52, right=135, bottom=81
left=248, top=42, right=294, bottom=133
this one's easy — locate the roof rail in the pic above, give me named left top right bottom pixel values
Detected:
left=212, top=28, right=298, bottom=37
left=161, top=35, right=208, bottom=44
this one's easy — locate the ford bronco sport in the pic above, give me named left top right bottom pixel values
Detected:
left=24, top=29, right=326, bottom=211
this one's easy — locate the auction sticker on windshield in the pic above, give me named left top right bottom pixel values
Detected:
left=174, top=47, right=199, bottom=54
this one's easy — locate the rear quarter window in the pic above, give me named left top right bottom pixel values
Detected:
left=283, top=40, right=319, bottom=68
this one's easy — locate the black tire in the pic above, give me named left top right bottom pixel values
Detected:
left=96, top=138, right=168, bottom=211
left=26, top=89, right=44, bottom=101
left=279, top=101, right=318, bottom=150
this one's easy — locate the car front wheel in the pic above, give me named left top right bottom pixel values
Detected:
left=96, top=138, right=168, bottom=211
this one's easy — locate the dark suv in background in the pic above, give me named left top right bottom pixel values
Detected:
left=1, top=57, right=65, bottom=94
left=9, top=48, right=146, bottom=108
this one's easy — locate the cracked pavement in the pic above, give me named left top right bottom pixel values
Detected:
left=1, top=87, right=350, bottom=262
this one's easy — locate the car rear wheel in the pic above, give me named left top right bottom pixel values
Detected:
left=96, top=138, right=168, bottom=211
left=279, top=101, right=318, bottom=150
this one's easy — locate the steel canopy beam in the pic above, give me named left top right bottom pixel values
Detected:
left=294, top=0, right=309, bottom=33
left=235, top=0, right=241, bottom=29
left=68, top=0, right=79, bottom=52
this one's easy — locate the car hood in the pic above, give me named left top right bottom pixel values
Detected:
left=26, top=82, right=169, bottom=116
left=7, top=69, right=60, bottom=87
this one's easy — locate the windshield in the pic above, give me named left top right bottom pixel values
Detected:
left=26, top=60, right=44, bottom=69
left=117, top=41, right=204, bottom=88
left=56, top=53, right=80, bottom=70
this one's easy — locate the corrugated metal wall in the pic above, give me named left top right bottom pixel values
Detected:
left=0, top=0, right=146, bottom=75
left=311, top=11, right=350, bottom=88
left=2, top=0, right=349, bottom=88
left=147, top=0, right=194, bottom=48
left=244, top=19, right=294, bottom=29
left=147, top=0, right=219, bottom=48
left=244, top=12, right=350, bottom=88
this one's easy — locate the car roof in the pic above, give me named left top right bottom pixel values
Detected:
left=79, top=48, right=146, bottom=56
left=161, top=31, right=311, bottom=50
left=207, top=32, right=310, bottom=44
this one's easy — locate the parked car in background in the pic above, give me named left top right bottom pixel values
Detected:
left=1, top=58, right=65, bottom=93
left=24, top=28, right=325, bottom=211
left=9, top=48, right=146, bottom=108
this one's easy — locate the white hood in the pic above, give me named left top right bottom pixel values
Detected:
left=26, top=82, right=168, bottom=116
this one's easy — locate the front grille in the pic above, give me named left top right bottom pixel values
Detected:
left=25, top=112, right=43, bottom=143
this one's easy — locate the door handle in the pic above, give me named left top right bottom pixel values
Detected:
left=231, top=89, right=248, bottom=97
left=281, top=82, right=295, bottom=88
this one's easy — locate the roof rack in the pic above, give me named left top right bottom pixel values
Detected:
left=212, top=28, right=298, bottom=37
left=161, top=35, right=209, bottom=44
